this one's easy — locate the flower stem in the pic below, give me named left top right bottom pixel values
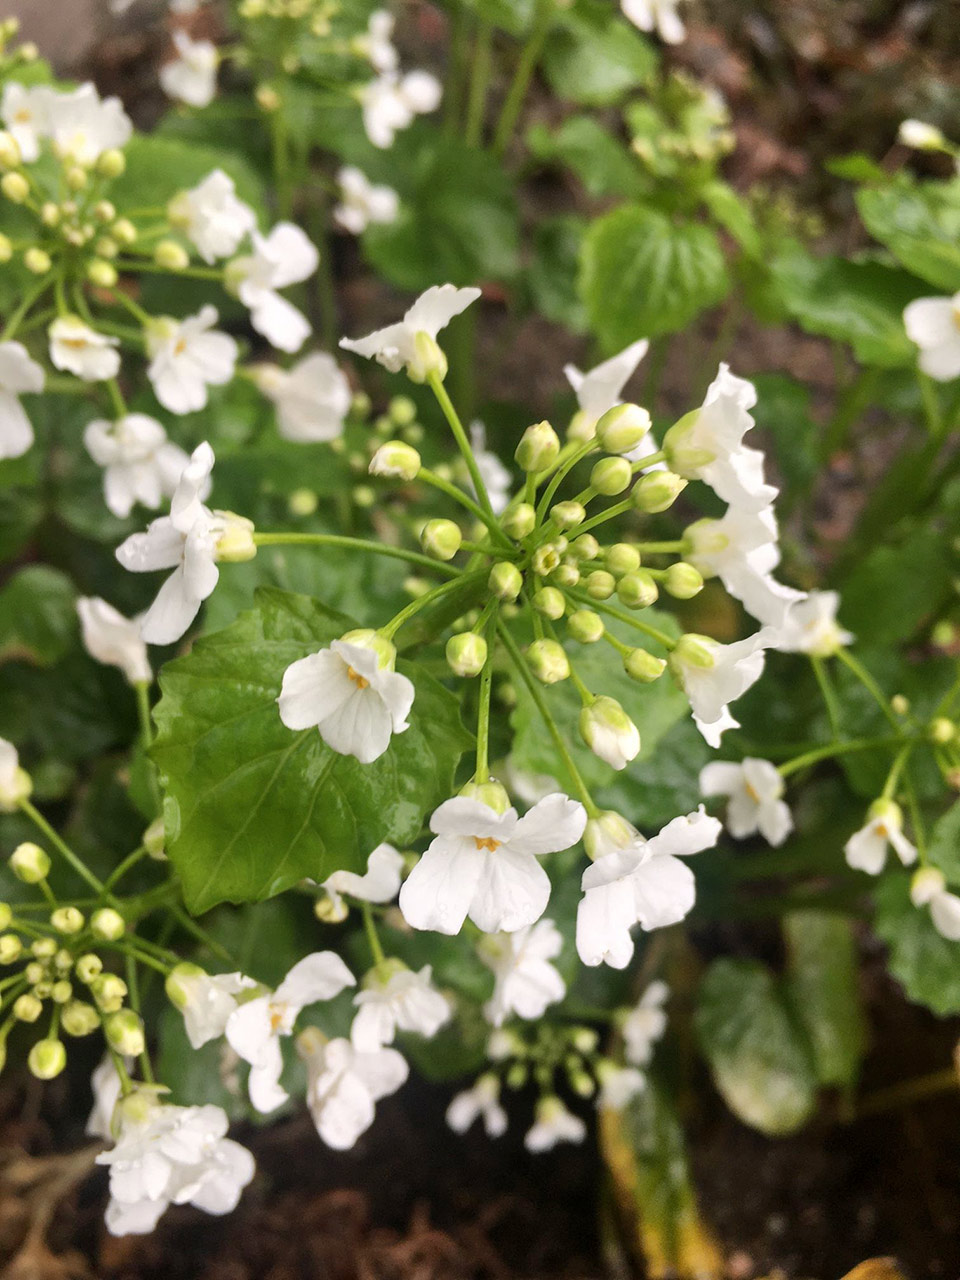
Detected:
left=777, top=734, right=905, bottom=778
left=253, top=531, right=459, bottom=578
left=475, top=655, right=495, bottom=784
left=810, top=655, right=842, bottom=738
left=465, top=18, right=493, bottom=147
left=380, top=574, right=482, bottom=641
left=361, top=901, right=385, bottom=967
left=0, top=272, right=54, bottom=342
left=836, top=647, right=899, bottom=729
left=103, top=846, right=149, bottom=895
left=427, top=372, right=498, bottom=525
left=19, top=798, right=107, bottom=896
left=418, top=466, right=513, bottom=548
left=535, top=439, right=596, bottom=527
left=567, top=591, right=675, bottom=650
left=491, top=0, right=554, bottom=158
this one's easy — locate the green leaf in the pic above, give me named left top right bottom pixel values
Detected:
left=857, top=176, right=960, bottom=291
left=874, top=871, right=960, bottom=1016
left=363, top=137, right=520, bottom=289
left=151, top=588, right=472, bottom=913
left=449, top=0, right=537, bottom=35
left=783, top=911, right=866, bottom=1089
left=526, top=215, right=589, bottom=332
left=0, top=567, right=77, bottom=667
left=580, top=205, right=729, bottom=350
left=838, top=525, right=953, bottom=645
left=526, top=117, right=645, bottom=198
left=695, top=958, right=818, bottom=1136
left=928, top=802, right=960, bottom=883
left=826, top=153, right=889, bottom=184
left=701, top=181, right=761, bottom=257
left=543, top=4, right=657, bottom=106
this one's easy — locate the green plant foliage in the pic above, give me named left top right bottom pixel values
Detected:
left=857, top=176, right=960, bottom=292
left=874, top=872, right=960, bottom=1016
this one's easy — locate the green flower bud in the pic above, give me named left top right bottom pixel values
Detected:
left=288, top=488, right=318, bottom=517
left=369, top=440, right=421, bottom=480
left=420, top=518, right=462, bottom=561
left=669, top=633, right=717, bottom=680
left=28, top=1038, right=67, bottom=1080
left=568, top=610, right=604, bottom=643
left=40, top=201, right=60, bottom=226
left=571, top=1026, right=599, bottom=1054
left=214, top=514, right=257, bottom=563
left=96, top=236, right=119, bottom=259
left=51, top=980, right=72, bottom=1004
left=617, top=571, right=659, bottom=609
left=446, top=631, right=488, bottom=677
left=0, top=935, right=21, bottom=963
left=570, top=534, right=599, bottom=562
left=340, top=629, right=397, bottom=671
left=407, top=331, right=447, bottom=383
left=91, top=973, right=127, bottom=1013
left=1, top=171, right=29, bottom=203
left=631, top=470, right=687, bottom=513
left=590, top=457, right=631, bottom=496
left=65, top=165, right=87, bottom=192
left=87, top=257, right=118, bottom=288
left=24, top=247, right=52, bottom=275
left=105, top=1009, right=145, bottom=1056
left=93, top=199, right=116, bottom=224
left=595, top=403, right=651, bottom=454
left=580, top=697, right=641, bottom=770
left=489, top=561, right=523, bottom=602
left=54, top=949, right=73, bottom=972
left=606, top=543, right=641, bottom=576
left=143, top=817, right=166, bottom=860
left=75, top=954, right=103, bottom=985
left=25, top=962, right=44, bottom=985
left=551, top=501, right=585, bottom=531
left=314, top=893, right=348, bottom=923
left=515, top=421, right=560, bottom=472
left=61, top=1000, right=100, bottom=1037
left=112, top=217, right=137, bottom=245
left=0, top=756, right=30, bottom=811
left=585, top=570, right=616, bottom=601
left=388, top=395, right=417, bottom=426
left=164, top=961, right=207, bottom=1011
left=531, top=543, right=561, bottom=577
left=459, top=779, right=510, bottom=813
left=154, top=238, right=190, bottom=270
left=0, top=232, right=11, bottom=262
left=929, top=717, right=956, bottom=745
left=14, top=993, right=42, bottom=1023
left=0, top=130, right=20, bottom=168
left=32, top=937, right=56, bottom=959
left=624, top=647, right=667, bottom=682
left=97, top=149, right=126, bottom=178
left=664, top=562, right=703, bottom=599
left=551, top=562, right=580, bottom=588
left=502, top=503, right=536, bottom=540
left=569, top=1067, right=595, bottom=1098
left=50, top=907, right=84, bottom=935
left=90, top=908, right=126, bottom=942
left=0, top=904, right=10, bottom=931
left=10, top=842, right=50, bottom=884
left=532, top=587, right=565, bottom=620
left=526, top=639, right=570, bottom=685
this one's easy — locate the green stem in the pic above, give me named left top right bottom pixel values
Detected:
left=855, top=1067, right=958, bottom=1118
left=836, top=647, right=899, bottom=729
left=475, top=654, right=495, bottom=783
left=19, top=798, right=106, bottom=895
left=269, top=104, right=294, bottom=220
left=108, top=287, right=152, bottom=327
left=918, top=372, right=943, bottom=440
left=171, top=906, right=236, bottom=965
left=535, top=439, right=596, bottom=526
left=103, top=847, right=149, bottom=894
left=465, top=19, right=493, bottom=147
left=253, top=531, right=459, bottom=578
left=114, top=260, right=226, bottom=283
left=380, top=573, right=482, bottom=641
left=881, top=742, right=913, bottom=800
left=811, top=655, right=842, bottom=738
left=820, top=366, right=880, bottom=462
left=418, top=466, right=513, bottom=548
left=427, top=372, right=498, bottom=524
left=567, top=591, right=675, bottom=650
left=361, top=901, right=385, bottom=967
left=491, top=0, right=554, bottom=158
left=778, top=734, right=905, bottom=778
left=0, top=273, right=54, bottom=341
left=572, top=499, right=633, bottom=538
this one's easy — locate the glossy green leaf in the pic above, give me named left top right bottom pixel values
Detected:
left=151, top=588, right=472, bottom=914
left=527, top=117, right=645, bottom=198
left=857, top=176, right=960, bottom=291
left=873, top=871, right=960, bottom=1016
left=543, top=5, right=657, bottom=106
left=0, top=567, right=77, bottom=667
left=927, top=801, right=960, bottom=883
left=783, top=910, right=866, bottom=1089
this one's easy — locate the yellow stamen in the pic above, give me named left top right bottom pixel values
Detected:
left=474, top=836, right=501, bottom=852
left=346, top=665, right=369, bottom=690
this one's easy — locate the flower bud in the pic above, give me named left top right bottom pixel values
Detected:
left=0, top=755, right=30, bottom=810
left=32, top=937, right=55, bottom=959
left=420, top=518, right=462, bottom=561
left=532, top=587, right=565, bottom=620
left=65, top=165, right=87, bottom=192
left=585, top=570, right=615, bottom=600
left=91, top=907, right=126, bottom=942
left=584, top=809, right=637, bottom=860
left=389, top=395, right=417, bottom=426
left=28, top=1038, right=67, bottom=1080
left=91, top=973, right=127, bottom=1013
left=97, top=149, right=126, bottom=179
left=75, top=953, right=103, bottom=984
left=50, top=907, right=84, bottom=935
left=459, top=778, right=510, bottom=813
left=215, top=514, right=257, bottom=563
left=526, top=639, right=570, bottom=684
left=0, top=233, right=11, bottom=262
left=54, top=948, right=72, bottom=972
left=256, top=83, right=281, bottom=111
left=112, top=217, right=137, bottom=245
left=632, top=470, right=687, bottom=513
left=314, top=892, right=348, bottom=923
left=489, top=561, right=523, bottom=602
left=531, top=543, right=561, bottom=577
left=407, top=331, right=447, bottom=383
left=568, top=610, right=604, bottom=643
left=0, top=171, right=28, bottom=203
left=93, top=199, right=116, bottom=224
left=515, top=421, right=560, bottom=473
left=0, top=935, right=21, bottom=963
left=891, top=694, right=910, bottom=716
left=143, top=816, right=166, bottom=860
left=929, top=717, right=956, bottom=745
left=570, top=534, right=599, bottom=562
left=96, top=236, right=119, bottom=259
left=669, top=634, right=717, bottom=685
left=340, top=628, right=397, bottom=671
left=154, top=239, right=190, bottom=270
left=62, top=1000, right=100, bottom=1037
left=579, top=697, right=640, bottom=770
left=551, top=501, right=585, bottom=531
left=24, top=247, right=51, bottom=275
left=606, top=543, right=640, bottom=576
left=446, top=631, right=488, bottom=677
left=40, top=201, right=60, bottom=226
left=551, top=562, right=579, bottom=588
left=898, top=119, right=945, bottom=151
left=25, top=961, right=44, bottom=987
left=624, top=648, right=666, bottom=682
left=0, top=130, right=20, bottom=168
left=590, top=456, right=632, bottom=496
left=85, top=258, right=117, bottom=288
left=14, top=993, right=42, bottom=1023
left=0, top=904, right=9, bottom=931
left=617, top=571, right=659, bottom=609
left=10, top=842, right=50, bottom=884
left=664, top=562, right=703, bottom=599
left=51, top=980, right=72, bottom=1003
left=105, top=1009, right=145, bottom=1057
left=370, top=440, right=421, bottom=480
left=502, top=503, right=535, bottom=540
left=910, top=865, right=947, bottom=907
left=595, top=403, right=651, bottom=454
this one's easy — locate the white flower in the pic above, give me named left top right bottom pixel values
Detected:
left=0, top=736, right=30, bottom=811
left=770, top=590, right=853, bottom=657
left=903, top=293, right=960, bottom=382
left=225, top=952, right=354, bottom=1113
left=323, top=842, right=404, bottom=917
left=84, top=413, right=191, bottom=518
left=254, top=352, right=350, bottom=443
left=576, top=810, right=721, bottom=969
left=844, top=799, right=917, bottom=875
left=596, top=1063, right=646, bottom=1110
left=352, top=962, right=450, bottom=1051
left=399, top=792, right=587, bottom=936
left=910, top=867, right=960, bottom=941
left=340, top=283, right=480, bottom=376
left=621, top=981, right=669, bottom=1066
left=86, top=1055, right=124, bottom=1140
left=49, top=316, right=120, bottom=383
left=357, top=9, right=399, bottom=73
left=97, top=1093, right=254, bottom=1236
left=44, top=83, right=132, bottom=164
left=168, top=169, right=257, bottom=264
left=229, top=223, right=318, bottom=353
left=479, top=918, right=566, bottom=1027
left=146, top=306, right=238, bottom=414
left=699, top=757, right=792, bottom=846
left=469, top=420, right=512, bottom=514
left=334, top=166, right=399, bottom=235
left=664, top=365, right=777, bottom=512
left=563, top=338, right=648, bottom=435
left=446, top=1074, right=508, bottom=1138
left=1, top=82, right=50, bottom=162
left=77, top=597, right=152, bottom=685
left=360, top=70, right=441, bottom=149
left=160, top=31, right=218, bottom=108
left=898, top=120, right=946, bottom=151
left=166, top=965, right=258, bottom=1050
left=0, top=342, right=44, bottom=460
left=299, top=1029, right=408, bottom=1149
left=669, top=631, right=769, bottom=747
left=278, top=630, right=414, bottom=764
left=621, top=0, right=686, bottom=44
left=116, top=442, right=249, bottom=644
left=579, top=696, right=641, bottom=770
left=524, top=1097, right=586, bottom=1153
left=685, top=506, right=805, bottom=628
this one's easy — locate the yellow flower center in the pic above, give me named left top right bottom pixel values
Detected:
left=174, top=337, right=188, bottom=355
left=347, top=665, right=369, bottom=690
left=474, top=836, right=501, bottom=852
left=744, top=781, right=760, bottom=803
left=60, top=337, right=89, bottom=350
